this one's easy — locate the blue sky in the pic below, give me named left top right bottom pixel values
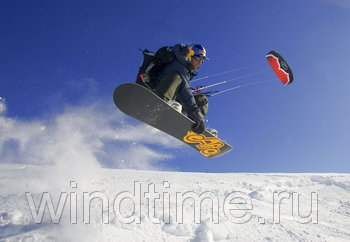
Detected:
left=1, top=0, right=350, bottom=172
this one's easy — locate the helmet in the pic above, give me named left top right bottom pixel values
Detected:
left=187, top=44, right=209, bottom=61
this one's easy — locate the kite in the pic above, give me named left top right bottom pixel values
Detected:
left=266, top=51, right=294, bottom=85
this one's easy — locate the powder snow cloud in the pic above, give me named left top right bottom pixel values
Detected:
left=0, top=98, right=182, bottom=176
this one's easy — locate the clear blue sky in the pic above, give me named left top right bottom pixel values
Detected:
left=1, top=0, right=350, bottom=172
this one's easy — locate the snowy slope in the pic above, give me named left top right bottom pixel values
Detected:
left=1, top=164, right=349, bottom=241
left=1, top=99, right=349, bottom=241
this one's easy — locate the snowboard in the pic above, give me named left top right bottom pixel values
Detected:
left=113, top=83, right=233, bottom=158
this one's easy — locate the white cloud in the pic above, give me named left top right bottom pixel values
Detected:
left=0, top=97, right=6, bottom=115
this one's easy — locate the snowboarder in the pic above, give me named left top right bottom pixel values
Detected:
left=153, top=43, right=209, bottom=134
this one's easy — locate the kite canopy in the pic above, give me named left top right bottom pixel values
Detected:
left=266, top=51, right=294, bottom=85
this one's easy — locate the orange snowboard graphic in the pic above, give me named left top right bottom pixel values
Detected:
left=183, top=131, right=225, bottom=157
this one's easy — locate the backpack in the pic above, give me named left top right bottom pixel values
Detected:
left=135, top=46, right=176, bottom=90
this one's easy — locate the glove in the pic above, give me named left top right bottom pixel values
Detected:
left=189, top=111, right=205, bottom=134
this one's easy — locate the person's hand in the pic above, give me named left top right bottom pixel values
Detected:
left=189, top=111, right=205, bottom=134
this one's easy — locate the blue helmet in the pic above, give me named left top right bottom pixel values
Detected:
left=187, top=44, right=209, bottom=61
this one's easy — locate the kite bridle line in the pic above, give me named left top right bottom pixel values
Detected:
left=190, top=50, right=293, bottom=97
left=193, top=79, right=275, bottom=97
left=191, top=70, right=269, bottom=95
left=191, top=61, right=266, bottom=83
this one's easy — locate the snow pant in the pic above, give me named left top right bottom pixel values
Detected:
left=154, top=73, right=208, bottom=116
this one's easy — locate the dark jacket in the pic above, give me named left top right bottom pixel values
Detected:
left=158, top=44, right=199, bottom=116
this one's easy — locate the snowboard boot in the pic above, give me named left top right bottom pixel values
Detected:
left=207, top=128, right=218, bottom=137
left=167, top=100, right=182, bottom=113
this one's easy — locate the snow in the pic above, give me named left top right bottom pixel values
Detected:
left=0, top=164, right=349, bottom=241
left=0, top=100, right=349, bottom=241
left=0, top=101, right=182, bottom=170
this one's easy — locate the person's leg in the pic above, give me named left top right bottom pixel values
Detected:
left=154, top=73, right=182, bottom=101
left=194, top=94, right=208, bottom=116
